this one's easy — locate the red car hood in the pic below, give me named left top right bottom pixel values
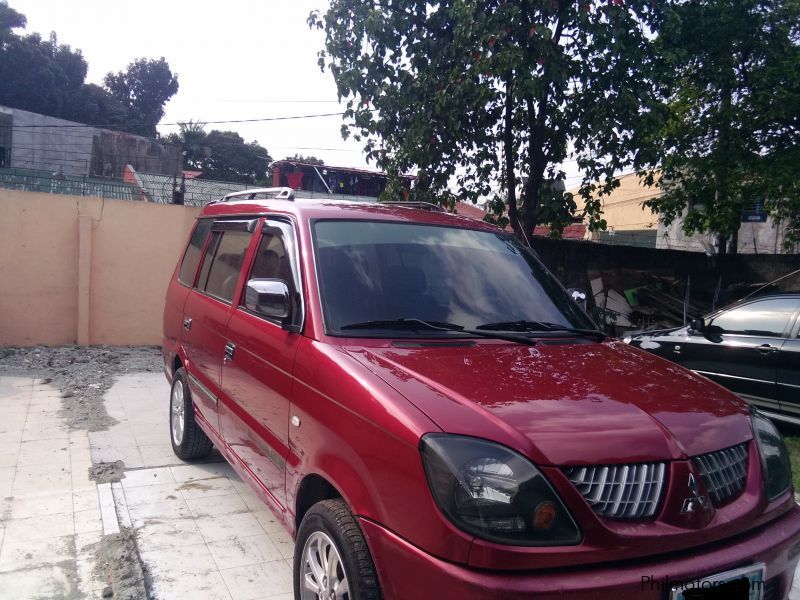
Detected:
left=345, top=339, right=753, bottom=465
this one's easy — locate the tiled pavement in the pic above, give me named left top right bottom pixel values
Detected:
left=0, top=377, right=104, bottom=598
left=89, top=373, right=294, bottom=600
left=0, top=373, right=294, bottom=600
left=1, top=373, right=799, bottom=599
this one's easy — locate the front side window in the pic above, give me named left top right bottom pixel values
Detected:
left=710, top=298, right=798, bottom=337
left=313, top=220, right=593, bottom=336
left=249, top=233, right=292, bottom=282
left=196, top=230, right=252, bottom=303
left=243, top=224, right=304, bottom=329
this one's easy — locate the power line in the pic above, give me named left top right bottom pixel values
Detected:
left=0, top=110, right=351, bottom=130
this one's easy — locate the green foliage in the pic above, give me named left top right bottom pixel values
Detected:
left=309, top=0, right=666, bottom=238
left=641, top=0, right=800, bottom=251
left=166, top=122, right=272, bottom=185
left=0, top=29, right=89, bottom=118
left=0, top=2, right=177, bottom=138
left=0, top=0, right=25, bottom=46
left=284, top=153, right=325, bottom=165
left=104, top=57, right=179, bottom=137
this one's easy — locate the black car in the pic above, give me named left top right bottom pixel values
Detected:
left=625, top=294, right=800, bottom=424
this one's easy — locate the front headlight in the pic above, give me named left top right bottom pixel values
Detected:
left=420, top=434, right=581, bottom=546
left=751, top=408, right=793, bottom=500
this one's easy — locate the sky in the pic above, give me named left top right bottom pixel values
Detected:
left=9, top=0, right=584, bottom=186
left=10, top=0, right=373, bottom=170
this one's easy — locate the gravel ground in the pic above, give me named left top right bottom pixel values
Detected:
left=0, top=345, right=162, bottom=431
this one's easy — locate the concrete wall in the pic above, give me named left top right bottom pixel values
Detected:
left=531, top=235, right=800, bottom=303
left=0, top=189, right=200, bottom=346
left=5, top=106, right=95, bottom=176
left=2, top=105, right=182, bottom=178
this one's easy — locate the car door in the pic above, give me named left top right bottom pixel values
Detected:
left=164, top=218, right=212, bottom=358
left=776, top=301, right=800, bottom=418
left=219, top=218, right=304, bottom=512
left=181, top=219, right=257, bottom=435
left=680, top=297, right=797, bottom=412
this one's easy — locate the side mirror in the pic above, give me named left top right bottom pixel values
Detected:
left=567, top=288, right=587, bottom=309
left=689, top=318, right=705, bottom=334
left=245, top=279, right=290, bottom=320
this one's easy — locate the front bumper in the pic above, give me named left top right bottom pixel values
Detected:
left=360, top=504, right=800, bottom=599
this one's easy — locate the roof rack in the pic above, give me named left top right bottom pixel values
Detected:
left=379, top=201, right=445, bottom=212
left=217, top=187, right=295, bottom=203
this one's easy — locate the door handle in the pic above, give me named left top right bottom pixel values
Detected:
left=183, top=317, right=192, bottom=332
left=753, top=344, right=778, bottom=355
left=224, top=342, right=236, bottom=362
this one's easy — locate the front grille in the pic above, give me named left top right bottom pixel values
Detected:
left=692, top=443, right=748, bottom=507
left=563, top=463, right=666, bottom=519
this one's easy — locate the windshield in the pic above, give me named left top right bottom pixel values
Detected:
left=313, top=220, right=595, bottom=336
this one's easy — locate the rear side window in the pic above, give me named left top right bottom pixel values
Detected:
left=196, top=231, right=252, bottom=303
left=178, top=220, right=212, bottom=286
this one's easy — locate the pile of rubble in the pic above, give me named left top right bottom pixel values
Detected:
left=589, top=269, right=714, bottom=334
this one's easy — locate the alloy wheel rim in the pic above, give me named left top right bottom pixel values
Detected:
left=300, top=531, right=350, bottom=600
left=171, top=380, right=185, bottom=446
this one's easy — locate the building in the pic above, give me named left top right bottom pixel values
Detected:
left=569, top=172, right=795, bottom=254
left=0, top=105, right=181, bottom=179
left=567, top=173, right=660, bottom=247
left=271, top=159, right=413, bottom=201
left=657, top=204, right=794, bottom=254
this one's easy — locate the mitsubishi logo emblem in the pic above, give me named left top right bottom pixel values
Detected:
left=681, top=473, right=710, bottom=514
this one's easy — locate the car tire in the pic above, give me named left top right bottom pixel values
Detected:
left=294, top=499, right=381, bottom=600
left=169, top=367, right=213, bottom=460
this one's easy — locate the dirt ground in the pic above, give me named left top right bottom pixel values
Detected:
left=0, top=345, right=162, bottom=431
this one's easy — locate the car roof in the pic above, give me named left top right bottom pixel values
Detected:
left=198, top=197, right=502, bottom=232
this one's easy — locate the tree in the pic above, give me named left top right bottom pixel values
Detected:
left=0, top=2, right=179, bottom=137
left=0, top=28, right=89, bottom=118
left=166, top=122, right=272, bottom=184
left=104, top=57, right=179, bottom=137
left=309, top=0, right=666, bottom=238
left=0, top=0, right=25, bottom=47
left=641, top=0, right=800, bottom=253
left=284, top=153, right=325, bottom=165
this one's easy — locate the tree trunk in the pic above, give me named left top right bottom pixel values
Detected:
left=521, top=96, right=546, bottom=241
left=717, top=233, right=728, bottom=256
left=728, top=227, right=739, bottom=255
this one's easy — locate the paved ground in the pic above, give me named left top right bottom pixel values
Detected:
left=0, top=377, right=103, bottom=598
left=0, top=373, right=294, bottom=600
left=93, top=373, right=294, bottom=600
left=1, top=369, right=799, bottom=599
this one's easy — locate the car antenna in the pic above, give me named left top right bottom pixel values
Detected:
left=741, top=267, right=800, bottom=301
left=515, top=217, right=533, bottom=249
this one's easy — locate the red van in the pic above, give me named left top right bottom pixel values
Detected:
left=163, top=188, right=800, bottom=599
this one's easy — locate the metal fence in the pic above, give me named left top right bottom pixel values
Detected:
left=0, top=167, right=138, bottom=201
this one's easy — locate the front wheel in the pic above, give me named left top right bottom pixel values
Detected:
left=170, top=367, right=213, bottom=460
left=294, top=499, right=380, bottom=600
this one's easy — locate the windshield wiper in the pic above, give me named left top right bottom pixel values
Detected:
left=340, top=318, right=538, bottom=346
left=476, top=320, right=607, bottom=341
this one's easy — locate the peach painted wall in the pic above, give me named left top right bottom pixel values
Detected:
left=0, top=190, right=200, bottom=346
